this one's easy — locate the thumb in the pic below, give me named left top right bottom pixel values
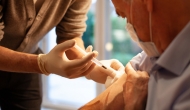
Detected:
left=56, top=40, right=76, bottom=52
left=125, top=62, right=136, bottom=75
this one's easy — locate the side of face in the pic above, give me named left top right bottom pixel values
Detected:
left=112, top=0, right=168, bottom=54
left=111, top=0, right=130, bottom=19
left=112, top=0, right=188, bottom=54
left=111, top=0, right=151, bottom=42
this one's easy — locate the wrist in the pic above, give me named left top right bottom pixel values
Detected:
left=37, top=54, right=50, bottom=76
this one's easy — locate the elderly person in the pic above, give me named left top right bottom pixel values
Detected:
left=80, top=0, right=190, bottom=109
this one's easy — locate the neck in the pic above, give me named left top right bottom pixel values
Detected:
left=151, top=0, right=190, bottom=53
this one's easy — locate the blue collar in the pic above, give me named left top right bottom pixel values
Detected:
left=152, top=21, right=190, bottom=76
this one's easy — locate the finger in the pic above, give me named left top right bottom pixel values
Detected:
left=69, top=52, right=95, bottom=67
left=137, top=71, right=150, bottom=78
left=110, top=59, right=125, bottom=71
left=85, top=46, right=99, bottom=57
left=100, top=66, right=117, bottom=78
left=124, top=62, right=140, bottom=80
left=93, top=50, right=98, bottom=57
left=56, top=40, right=76, bottom=52
left=81, top=62, right=96, bottom=76
left=125, top=62, right=136, bottom=74
left=125, top=63, right=149, bottom=80
left=86, top=45, right=93, bottom=52
left=69, top=61, right=96, bottom=78
left=75, top=60, right=94, bottom=76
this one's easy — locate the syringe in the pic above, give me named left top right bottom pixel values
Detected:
left=74, top=44, right=116, bottom=78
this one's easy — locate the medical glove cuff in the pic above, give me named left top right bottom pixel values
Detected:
left=37, top=54, right=50, bottom=76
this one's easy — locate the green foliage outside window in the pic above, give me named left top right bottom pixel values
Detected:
left=82, top=12, right=141, bottom=65
left=111, top=16, right=141, bottom=65
left=82, top=11, right=95, bottom=48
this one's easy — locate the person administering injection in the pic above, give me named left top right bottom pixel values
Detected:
left=74, top=43, right=125, bottom=88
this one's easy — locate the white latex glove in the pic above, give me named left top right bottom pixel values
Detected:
left=84, top=45, right=125, bottom=84
left=39, top=40, right=96, bottom=78
left=101, top=60, right=125, bottom=88
left=86, top=58, right=125, bottom=84
left=104, top=66, right=125, bottom=88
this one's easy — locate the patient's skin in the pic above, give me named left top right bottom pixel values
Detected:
left=79, top=63, right=149, bottom=110
left=79, top=72, right=127, bottom=110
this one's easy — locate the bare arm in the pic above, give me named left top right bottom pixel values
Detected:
left=0, top=46, right=41, bottom=73
left=0, top=3, right=40, bottom=73
left=79, top=62, right=149, bottom=110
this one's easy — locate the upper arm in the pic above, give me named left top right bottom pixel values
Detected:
left=56, top=0, right=92, bottom=44
left=129, top=51, right=145, bottom=71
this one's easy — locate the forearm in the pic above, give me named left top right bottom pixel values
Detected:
left=0, top=46, right=41, bottom=73
left=124, top=81, right=147, bottom=110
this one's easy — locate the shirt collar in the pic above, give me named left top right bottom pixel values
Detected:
left=152, top=21, right=190, bottom=75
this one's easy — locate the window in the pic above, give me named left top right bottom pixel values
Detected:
left=109, top=3, right=142, bottom=65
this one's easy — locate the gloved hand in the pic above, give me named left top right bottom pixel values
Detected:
left=84, top=45, right=125, bottom=84
left=104, top=63, right=125, bottom=88
left=86, top=59, right=125, bottom=85
left=102, top=59, right=125, bottom=88
left=38, top=40, right=96, bottom=78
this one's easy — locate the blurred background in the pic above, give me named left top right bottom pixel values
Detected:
left=40, top=0, right=141, bottom=109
